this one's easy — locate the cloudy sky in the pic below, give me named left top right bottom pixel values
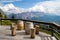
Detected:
left=0, top=0, right=60, bottom=15
left=0, top=0, right=50, bottom=8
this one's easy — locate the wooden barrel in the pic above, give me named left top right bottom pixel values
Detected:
left=17, top=20, right=24, bottom=30
left=25, top=22, right=34, bottom=34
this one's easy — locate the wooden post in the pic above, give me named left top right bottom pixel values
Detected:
left=11, top=23, right=16, bottom=36
left=11, top=27, right=16, bottom=36
left=10, top=22, right=15, bottom=30
left=30, top=28, right=35, bottom=39
left=35, top=25, right=39, bottom=34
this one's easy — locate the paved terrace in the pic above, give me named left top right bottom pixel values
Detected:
left=0, top=25, right=57, bottom=40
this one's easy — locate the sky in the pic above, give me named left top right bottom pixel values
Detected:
left=0, top=0, right=50, bottom=8
left=0, top=0, right=60, bottom=16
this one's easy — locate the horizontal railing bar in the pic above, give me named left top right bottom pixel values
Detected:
left=54, top=34, right=60, bottom=40
left=0, top=19, right=52, bottom=24
left=53, top=29, right=60, bottom=36
left=0, top=19, right=60, bottom=28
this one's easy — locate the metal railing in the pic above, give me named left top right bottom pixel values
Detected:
left=0, top=19, right=60, bottom=40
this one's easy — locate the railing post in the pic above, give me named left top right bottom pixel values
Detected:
left=50, top=25, right=54, bottom=36
left=0, top=19, right=2, bottom=25
left=30, top=28, right=35, bottom=39
left=51, top=29, right=54, bottom=36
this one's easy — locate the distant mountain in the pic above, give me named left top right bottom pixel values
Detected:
left=7, top=12, right=45, bottom=19
left=7, top=11, right=60, bottom=24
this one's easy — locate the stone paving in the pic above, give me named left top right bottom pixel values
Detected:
left=0, top=25, right=57, bottom=40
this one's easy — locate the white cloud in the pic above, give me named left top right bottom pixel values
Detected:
left=0, top=0, right=22, bottom=2
left=28, top=1, right=60, bottom=16
left=0, top=3, right=25, bottom=14
left=0, top=0, right=60, bottom=16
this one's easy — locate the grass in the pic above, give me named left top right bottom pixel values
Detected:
left=1, top=20, right=11, bottom=25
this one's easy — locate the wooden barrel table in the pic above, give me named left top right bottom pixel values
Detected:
left=25, top=22, right=34, bottom=34
left=17, top=20, right=24, bottom=30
